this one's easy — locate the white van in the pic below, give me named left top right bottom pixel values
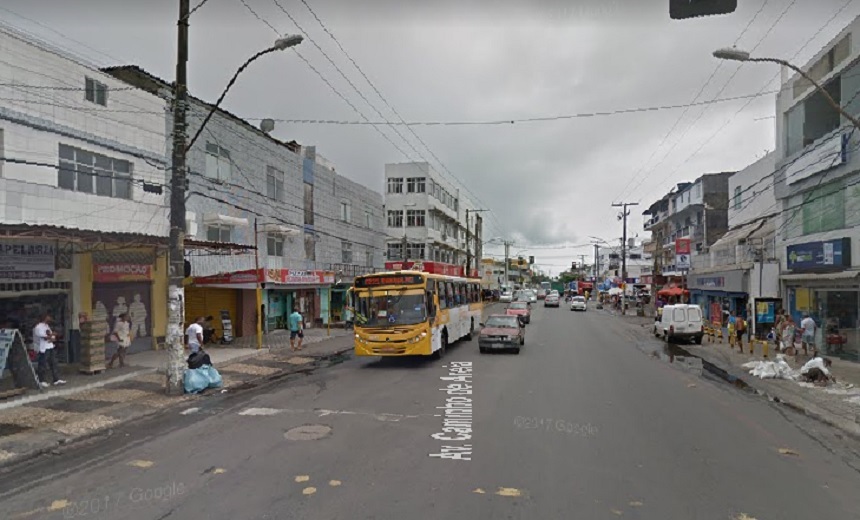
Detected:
left=654, top=304, right=704, bottom=344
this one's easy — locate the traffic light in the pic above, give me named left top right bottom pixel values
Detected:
left=529, top=256, right=534, bottom=265
left=670, top=0, right=737, bottom=20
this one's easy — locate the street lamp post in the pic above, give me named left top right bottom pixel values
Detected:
left=165, top=0, right=302, bottom=394
left=713, top=48, right=860, bottom=131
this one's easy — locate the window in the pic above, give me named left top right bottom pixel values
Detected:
left=802, top=181, right=845, bottom=235
left=204, top=142, right=231, bottom=182
left=267, top=233, right=284, bottom=256
left=407, top=177, right=426, bottom=193
left=206, top=224, right=233, bottom=242
left=733, top=186, right=742, bottom=210
left=454, top=199, right=459, bottom=212
left=407, top=243, right=425, bottom=259
left=694, top=183, right=701, bottom=198
left=58, top=144, right=132, bottom=199
left=340, top=201, right=351, bottom=222
left=387, top=243, right=402, bottom=259
left=303, top=182, right=314, bottom=226
left=84, top=77, right=107, bottom=106
left=365, top=210, right=372, bottom=228
left=342, top=241, right=353, bottom=264
left=365, top=250, right=373, bottom=267
left=387, top=210, right=403, bottom=227
left=406, top=209, right=426, bottom=227
left=387, top=177, right=403, bottom=193
left=266, top=167, right=284, bottom=200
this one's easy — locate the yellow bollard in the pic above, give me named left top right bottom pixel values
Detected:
left=761, top=339, right=769, bottom=358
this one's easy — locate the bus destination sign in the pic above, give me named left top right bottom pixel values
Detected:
left=355, top=274, right=424, bottom=288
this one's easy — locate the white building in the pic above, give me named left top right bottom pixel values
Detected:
left=0, top=25, right=170, bottom=362
left=773, top=15, right=860, bottom=359
left=383, top=162, right=480, bottom=272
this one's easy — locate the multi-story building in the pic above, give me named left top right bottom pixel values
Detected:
left=773, top=15, right=860, bottom=360
left=688, top=153, right=780, bottom=327
left=383, top=162, right=481, bottom=275
left=0, top=26, right=170, bottom=365
left=105, top=66, right=385, bottom=337
left=480, top=258, right=506, bottom=290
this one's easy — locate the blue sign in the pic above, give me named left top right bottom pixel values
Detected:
left=787, top=238, right=851, bottom=271
left=755, top=301, right=775, bottom=324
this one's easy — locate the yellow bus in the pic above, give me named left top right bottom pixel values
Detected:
left=352, top=270, right=484, bottom=357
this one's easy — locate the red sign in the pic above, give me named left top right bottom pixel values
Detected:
left=384, top=261, right=479, bottom=278
left=93, top=263, right=152, bottom=282
left=193, top=269, right=261, bottom=285
left=675, top=238, right=691, bottom=255
left=193, top=269, right=335, bottom=286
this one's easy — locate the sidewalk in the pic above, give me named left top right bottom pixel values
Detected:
left=0, top=330, right=354, bottom=469
left=618, top=313, right=860, bottom=439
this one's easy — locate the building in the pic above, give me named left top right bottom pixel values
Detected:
left=596, top=240, right=651, bottom=293
left=105, top=66, right=385, bottom=337
left=480, top=258, right=505, bottom=290
left=0, top=26, right=170, bottom=366
left=773, top=15, right=860, bottom=361
left=642, top=172, right=733, bottom=295
left=687, top=153, right=780, bottom=329
left=383, top=162, right=481, bottom=275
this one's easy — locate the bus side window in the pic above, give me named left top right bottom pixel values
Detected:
left=447, top=282, right=454, bottom=307
left=466, top=283, right=472, bottom=304
left=426, top=280, right=436, bottom=317
left=440, top=282, right=448, bottom=309
left=456, top=283, right=462, bottom=305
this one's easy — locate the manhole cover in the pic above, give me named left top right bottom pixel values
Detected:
left=284, top=424, right=332, bottom=441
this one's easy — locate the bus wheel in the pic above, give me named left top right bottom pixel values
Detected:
left=436, top=331, right=448, bottom=359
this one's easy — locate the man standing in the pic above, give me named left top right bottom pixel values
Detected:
left=800, top=312, right=817, bottom=356
left=186, top=316, right=205, bottom=354
left=289, top=306, right=304, bottom=352
left=33, top=313, right=65, bottom=387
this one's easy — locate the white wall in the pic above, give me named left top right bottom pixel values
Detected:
left=728, top=152, right=777, bottom=228
left=0, top=27, right=168, bottom=236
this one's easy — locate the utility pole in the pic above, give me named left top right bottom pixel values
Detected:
left=612, top=202, right=639, bottom=283
left=465, top=209, right=488, bottom=276
left=165, top=0, right=190, bottom=395
left=593, top=244, right=600, bottom=284
left=503, top=240, right=512, bottom=288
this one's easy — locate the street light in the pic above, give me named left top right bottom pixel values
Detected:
left=165, top=0, right=303, bottom=395
left=713, top=47, right=860, bottom=131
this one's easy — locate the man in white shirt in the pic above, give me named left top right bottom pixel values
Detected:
left=33, top=313, right=66, bottom=387
left=186, top=316, right=205, bottom=354
left=800, top=312, right=817, bottom=356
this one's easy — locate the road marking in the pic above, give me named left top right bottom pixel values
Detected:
left=213, top=468, right=227, bottom=474
left=181, top=407, right=200, bottom=415
left=238, top=407, right=283, bottom=416
left=735, top=514, right=759, bottom=520
left=472, top=488, right=486, bottom=494
left=495, top=487, right=522, bottom=497
left=302, top=487, right=317, bottom=495
left=329, top=480, right=342, bottom=487
left=629, top=501, right=644, bottom=507
left=778, top=448, right=800, bottom=457
left=295, top=475, right=310, bottom=482
left=611, top=509, right=624, bottom=515
left=128, top=459, right=154, bottom=468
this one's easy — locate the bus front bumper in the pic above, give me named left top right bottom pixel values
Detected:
left=354, top=333, right=432, bottom=356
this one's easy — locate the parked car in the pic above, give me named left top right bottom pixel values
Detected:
left=506, top=301, right=531, bottom=324
left=478, top=314, right=525, bottom=354
left=570, top=295, right=587, bottom=312
left=544, top=293, right=560, bottom=307
left=654, top=304, right=704, bottom=344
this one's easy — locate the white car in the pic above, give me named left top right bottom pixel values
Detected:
left=570, top=296, right=587, bottom=312
left=524, top=290, right=538, bottom=304
left=499, top=290, right=513, bottom=303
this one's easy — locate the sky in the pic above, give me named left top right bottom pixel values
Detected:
left=1, top=0, right=858, bottom=275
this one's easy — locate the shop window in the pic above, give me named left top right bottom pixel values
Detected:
left=58, top=144, right=132, bottom=199
left=206, top=224, right=232, bottom=243
left=267, top=233, right=284, bottom=256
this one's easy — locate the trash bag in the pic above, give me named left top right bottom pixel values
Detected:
left=203, top=365, right=223, bottom=388
left=187, top=351, right=212, bottom=370
left=184, top=367, right=210, bottom=394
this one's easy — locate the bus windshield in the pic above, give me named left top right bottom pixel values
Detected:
left=356, top=292, right=427, bottom=327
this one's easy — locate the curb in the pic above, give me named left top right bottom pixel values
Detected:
left=0, top=344, right=354, bottom=472
left=621, top=318, right=860, bottom=441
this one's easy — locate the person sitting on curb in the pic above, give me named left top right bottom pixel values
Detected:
left=800, top=356, right=834, bottom=386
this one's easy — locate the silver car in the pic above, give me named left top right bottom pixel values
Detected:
left=570, top=296, right=587, bottom=312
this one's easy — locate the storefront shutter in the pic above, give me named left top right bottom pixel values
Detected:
left=184, top=287, right=239, bottom=340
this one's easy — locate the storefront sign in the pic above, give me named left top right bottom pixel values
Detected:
left=786, top=238, right=851, bottom=272
left=688, top=269, right=745, bottom=293
left=268, top=269, right=335, bottom=285
left=675, top=239, right=691, bottom=255
left=195, top=269, right=261, bottom=285
left=0, top=241, right=55, bottom=281
left=756, top=301, right=775, bottom=323
left=93, top=263, right=153, bottom=282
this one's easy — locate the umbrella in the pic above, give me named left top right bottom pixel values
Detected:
left=657, top=287, right=689, bottom=297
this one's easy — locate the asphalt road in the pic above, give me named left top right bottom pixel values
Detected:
left=3, top=303, right=860, bottom=520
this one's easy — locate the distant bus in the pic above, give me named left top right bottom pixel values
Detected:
left=540, top=281, right=552, bottom=293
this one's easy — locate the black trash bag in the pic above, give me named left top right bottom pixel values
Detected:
left=187, top=351, right=212, bottom=370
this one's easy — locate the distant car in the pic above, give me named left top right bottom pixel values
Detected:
left=479, top=314, right=524, bottom=354
left=570, top=296, right=587, bottom=312
left=524, top=290, right=538, bottom=304
left=544, top=293, right=560, bottom=307
left=499, top=289, right=513, bottom=303
left=537, top=289, right=547, bottom=300
left=506, top=301, right=531, bottom=324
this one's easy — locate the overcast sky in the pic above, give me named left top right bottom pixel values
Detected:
left=2, top=0, right=858, bottom=274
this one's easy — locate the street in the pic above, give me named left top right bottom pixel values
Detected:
left=3, top=304, right=860, bottom=520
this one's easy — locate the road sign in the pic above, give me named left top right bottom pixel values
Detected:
left=675, top=238, right=691, bottom=255
left=676, top=253, right=691, bottom=270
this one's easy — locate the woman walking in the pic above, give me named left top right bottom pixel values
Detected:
left=108, top=313, right=132, bottom=368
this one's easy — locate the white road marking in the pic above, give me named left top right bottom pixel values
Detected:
left=180, top=407, right=200, bottom=415
left=237, top=407, right=430, bottom=422
left=238, top=407, right=283, bottom=416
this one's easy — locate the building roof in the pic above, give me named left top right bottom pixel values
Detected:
left=100, top=64, right=301, bottom=154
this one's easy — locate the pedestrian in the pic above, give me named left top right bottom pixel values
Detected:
left=343, top=304, right=354, bottom=331
left=289, top=306, right=304, bottom=351
left=800, top=312, right=817, bottom=357
left=185, top=316, right=205, bottom=354
left=735, top=313, right=747, bottom=350
left=107, top=313, right=131, bottom=369
left=727, top=311, right=737, bottom=348
left=202, top=315, right=216, bottom=345
left=33, top=313, right=65, bottom=387
left=781, top=314, right=796, bottom=354
left=800, top=356, right=834, bottom=386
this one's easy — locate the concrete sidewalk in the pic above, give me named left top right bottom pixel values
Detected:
left=619, top=313, right=860, bottom=439
left=0, top=332, right=355, bottom=469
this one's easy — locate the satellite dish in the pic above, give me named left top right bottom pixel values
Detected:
left=260, top=118, right=275, bottom=134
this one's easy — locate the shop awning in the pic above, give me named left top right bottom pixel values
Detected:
left=781, top=271, right=860, bottom=281
left=657, top=287, right=690, bottom=297
left=203, top=214, right=250, bottom=227
left=709, top=218, right=768, bottom=250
